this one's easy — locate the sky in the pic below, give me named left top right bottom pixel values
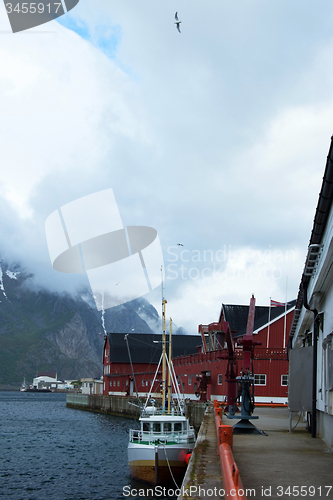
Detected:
left=1, top=0, right=333, bottom=333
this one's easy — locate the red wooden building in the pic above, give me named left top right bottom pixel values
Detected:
left=102, top=332, right=200, bottom=397
left=103, top=301, right=295, bottom=404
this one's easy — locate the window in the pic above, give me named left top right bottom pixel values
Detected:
left=142, top=380, right=145, bottom=386
left=117, top=381, right=120, bottom=387
left=188, top=376, right=192, bottom=386
left=153, top=423, right=161, bottom=432
left=281, top=375, right=288, bottom=386
left=194, top=382, right=197, bottom=391
left=143, top=422, right=150, bottom=432
left=174, top=423, right=182, bottom=432
left=217, top=374, right=222, bottom=385
left=163, top=423, right=171, bottom=432
left=254, top=374, right=266, bottom=386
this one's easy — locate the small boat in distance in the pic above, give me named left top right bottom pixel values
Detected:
left=127, top=300, right=195, bottom=485
left=20, top=378, right=27, bottom=392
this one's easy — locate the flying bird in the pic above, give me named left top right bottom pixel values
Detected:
left=175, top=12, right=181, bottom=33
left=177, top=243, right=184, bottom=246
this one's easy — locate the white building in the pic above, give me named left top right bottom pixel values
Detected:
left=81, top=378, right=103, bottom=395
left=32, top=371, right=59, bottom=390
left=289, top=137, right=333, bottom=447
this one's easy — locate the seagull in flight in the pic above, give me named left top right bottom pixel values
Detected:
left=177, top=243, right=184, bottom=246
left=175, top=12, right=181, bottom=33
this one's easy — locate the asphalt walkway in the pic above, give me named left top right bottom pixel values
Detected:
left=179, top=406, right=333, bottom=499
left=229, top=407, right=333, bottom=499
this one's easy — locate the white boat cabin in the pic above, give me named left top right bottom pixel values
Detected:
left=130, top=410, right=195, bottom=445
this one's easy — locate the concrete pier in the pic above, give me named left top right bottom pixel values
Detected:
left=66, top=393, right=206, bottom=432
left=231, top=407, right=333, bottom=499
left=180, top=405, right=333, bottom=499
left=178, top=406, right=224, bottom=499
left=66, top=393, right=141, bottom=418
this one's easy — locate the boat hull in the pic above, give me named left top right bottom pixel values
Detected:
left=128, top=442, right=193, bottom=485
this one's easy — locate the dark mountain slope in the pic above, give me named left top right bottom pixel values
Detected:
left=0, top=261, right=166, bottom=385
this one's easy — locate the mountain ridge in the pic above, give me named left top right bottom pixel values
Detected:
left=0, top=260, right=187, bottom=386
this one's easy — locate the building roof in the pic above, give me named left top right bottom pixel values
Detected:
left=107, top=333, right=201, bottom=363
left=36, top=371, right=57, bottom=379
left=288, top=136, right=333, bottom=348
left=221, top=301, right=296, bottom=339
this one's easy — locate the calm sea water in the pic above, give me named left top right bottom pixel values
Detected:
left=0, top=392, right=173, bottom=500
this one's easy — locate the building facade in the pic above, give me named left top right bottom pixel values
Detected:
left=81, top=378, right=103, bottom=395
left=289, top=137, right=333, bottom=447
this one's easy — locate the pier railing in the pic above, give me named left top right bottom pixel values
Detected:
left=213, top=400, right=247, bottom=500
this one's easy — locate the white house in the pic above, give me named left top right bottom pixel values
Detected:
left=289, top=137, right=333, bottom=447
left=81, top=378, right=103, bottom=395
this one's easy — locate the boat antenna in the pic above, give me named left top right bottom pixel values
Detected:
left=167, top=317, right=172, bottom=414
left=160, top=265, right=167, bottom=410
left=162, top=297, right=167, bottom=411
left=124, top=334, right=142, bottom=409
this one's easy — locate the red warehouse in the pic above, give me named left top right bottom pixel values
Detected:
left=103, top=300, right=295, bottom=404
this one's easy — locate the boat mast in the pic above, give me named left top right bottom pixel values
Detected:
left=162, top=298, right=167, bottom=410
left=125, top=334, right=141, bottom=407
left=167, top=317, right=172, bottom=413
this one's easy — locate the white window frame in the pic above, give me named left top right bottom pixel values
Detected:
left=217, top=374, right=222, bottom=385
left=254, top=374, right=266, bottom=386
left=281, top=374, right=288, bottom=386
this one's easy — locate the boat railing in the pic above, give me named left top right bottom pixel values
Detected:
left=141, top=408, right=185, bottom=417
left=129, top=428, right=195, bottom=444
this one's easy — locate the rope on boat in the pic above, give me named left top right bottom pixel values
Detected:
left=163, top=444, right=179, bottom=490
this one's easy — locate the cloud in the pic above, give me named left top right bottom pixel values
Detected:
left=160, top=245, right=304, bottom=334
left=1, top=2, right=333, bottom=331
left=0, top=15, right=144, bottom=213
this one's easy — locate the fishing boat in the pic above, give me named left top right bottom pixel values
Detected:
left=20, top=378, right=27, bottom=392
left=127, top=300, right=196, bottom=485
